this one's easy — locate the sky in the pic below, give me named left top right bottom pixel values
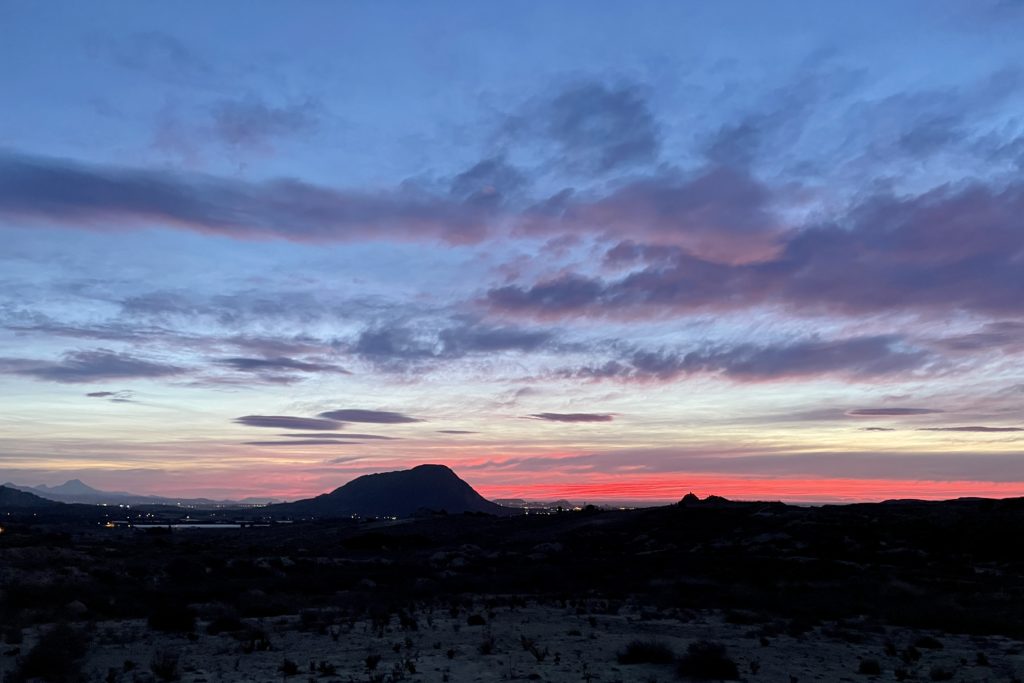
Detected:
left=2, top=1, right=1024, bottom=503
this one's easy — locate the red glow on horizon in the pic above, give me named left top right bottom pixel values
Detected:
left=474, top=476, right=1024, bottom=504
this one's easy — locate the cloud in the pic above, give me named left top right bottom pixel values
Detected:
left=566, top=336, right=930, bottom=383
left=85, top=389, right=136, bottom=403
left=520, top=166, right=782, bottom=263
left=244, top=439, right=357, bottom=446
left=211, top=97, right=320, bottom=150
left=528, top=412, right=614, bottom=423
left=316, top=409, right=421, bottom=424
left=0, top=152, right=492, bottom=244
left=438, top=324, right=551, bottom=356
left=518, top=81, right=661, bottom=173
left=920, top=426, right=1024, bottom=432
left=437, top=430, right=478, bottom=434
left=277, top=433, right=398, bottom=440
left=489, top=179, right=1024, bottom=318
left=847, top=408, right=944, bottom=417
left=933, top=321, right=1024, bottom=352
left=0, top=350, right=184, bottom=383
left=233, top=415, right=340, bottom=430
left=324, top=456, right=365, bottom=465
left=449, top=156, right=527, bottom=207
left=352, top=320, right=554, bottom=369
left=217, top=356, right=349, bottom=374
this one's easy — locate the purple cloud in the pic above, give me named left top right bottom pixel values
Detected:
left=566, top=336, right=930, bottom=383
left=244, top=439, right=356, bottom=446
left=316, top=409, right=421, bottom=424
left=529, top=412, right=614, bottom=423
left=490, top=179, right=1024, bottom=318
left=542, top=81, right=661, bottom=173
left=218, top=356, right=349, bottom=374
left=0, top=350, right=184, bottom=383
left=0, top=152, right=492, bottom=244
left=234, top=415, right=341, bottom=430
left=847, top=408, right=944, bottom=416
left=277, top=433, right=398, bottom=440
left=85, top=389, right=136, bottom=403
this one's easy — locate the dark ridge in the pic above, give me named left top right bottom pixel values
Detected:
left=0, top=484, right=58, bottom=509
left=268, top=464, right=506, bottom=518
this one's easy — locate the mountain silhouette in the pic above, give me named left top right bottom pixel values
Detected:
left=0, top=484, right=61, bottom=509
left=269, top=464, right=505, bottom=518
left=35, top=478, right=101, bottom=495
left=3, top=479, right=279, bottom=507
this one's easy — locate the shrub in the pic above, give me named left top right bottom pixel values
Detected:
left=676, top=641, right=739, bottom=681
left=279, top=658, right=299, bottom=676
left=466, top=614, right=486, bottom=626
left=858, top=658, right=882, bottom=675
left=901, top=646, right=922, bottom=663
left=478, top=635, right=496, bottom=655
left=150, top=650, right=180, bottom=681
left=521, top=635, right=549, bottom=662
left=147, top=602, right=196, bottom=633
left=915, top=635, right=944, bottom=650
left=929, top=665, right=954, bottom=681
left=617, top=640, right=675, bottom=665
left=14, top=623, right=90, bottom=683
left=207, top=614, right=243, bottom=635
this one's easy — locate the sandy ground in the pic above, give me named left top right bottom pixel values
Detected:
left=3, top=604, right=1023, bottom=682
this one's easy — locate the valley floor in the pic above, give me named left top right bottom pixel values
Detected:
left=3, top=603, right=1021, bottom=683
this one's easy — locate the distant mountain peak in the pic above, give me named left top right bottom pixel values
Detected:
left=44, top=479, right=101, bottom=495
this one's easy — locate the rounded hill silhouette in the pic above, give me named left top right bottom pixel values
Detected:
left=269, top=464, right=504, bottom=518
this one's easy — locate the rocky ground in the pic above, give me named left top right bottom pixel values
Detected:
left=3, top=603, right=1022, bottom=682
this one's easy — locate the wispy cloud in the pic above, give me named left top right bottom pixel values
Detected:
left=528, top=412, right=614, bottom=423
left=847, top=408, right=944, bottom=417
left=316, top=409, right=422, bottom=424
left=0, top=350, right=184, bottom=383
left=234, top=415, right=340, bottom=430
left=565, top=336, right=931, bottom=383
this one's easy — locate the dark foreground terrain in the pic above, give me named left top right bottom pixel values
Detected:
left=3, top=496, right=1024, bottom=681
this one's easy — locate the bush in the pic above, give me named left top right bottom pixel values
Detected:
left=15, top=623, right=90, bottom=683
left=466, top=614, right=486, bottom=626
left=279, top=658, right=299, bottom=676
left=676, top=641, right=739, bottom=681
left=150, top=650, right=180, bottom=681
left=520, top=635, right=549, bottom=662
left=617, top=640, right=675, bottom=664
left=478, top=635, right=496, bottom=655
left=858, top=658, right=882, bottom=675
left=147, top=602, right=196, bottom=633
left=915, top=635, right=944, bottom=650
left=929, top=665, right=954, bottom=681
left=207, top=614, right=243, bottom=635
